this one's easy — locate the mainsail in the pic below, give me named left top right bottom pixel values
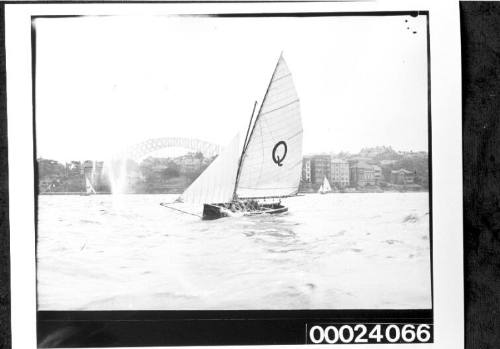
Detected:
left=180, top=135, right=240, bottom=204
left=235, top=55, right=303, bottom=199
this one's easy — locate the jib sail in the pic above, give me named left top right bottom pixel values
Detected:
left=180, top=135, right=240, bottom=204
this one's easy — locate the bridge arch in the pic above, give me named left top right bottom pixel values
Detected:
left=114, top=137, right=223, bottom=162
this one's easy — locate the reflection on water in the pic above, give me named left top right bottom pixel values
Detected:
left=37, top=193, right=431, bottom=310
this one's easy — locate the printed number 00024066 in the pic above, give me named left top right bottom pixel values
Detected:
left=307, top=323, right=433, bottom=344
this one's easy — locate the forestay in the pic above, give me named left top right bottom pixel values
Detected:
left=236, top=55, right=303, bottom=199
left=180, top=134, right=240, bottom=204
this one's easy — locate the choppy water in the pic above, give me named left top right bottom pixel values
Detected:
left=37, top=193, right=431, bottom=310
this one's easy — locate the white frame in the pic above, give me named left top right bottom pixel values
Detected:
left=6, top=1, right=463, bottom=348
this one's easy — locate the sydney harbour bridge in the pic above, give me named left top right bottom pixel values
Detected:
left=105, top=137, right=223, bottom=194
left=112, top=137, right=223, bottom=162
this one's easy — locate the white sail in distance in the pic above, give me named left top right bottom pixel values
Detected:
left=319, top=176, right=332, bottom=194
left=236, top=55, right=303, bottom=199
left=180, top=135, right=240, bottom=204
left=85, top=176, right=96, bottom=194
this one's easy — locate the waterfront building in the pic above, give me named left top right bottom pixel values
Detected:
left=380, top=159, right=397, bottom=166
left=330, top=158, right=349, bottom=187
left=301, top=156, right=312, bottom=183
left=65, top=161, right=82, bottom=177
left=349, top=160, right=376, bottom=187
left=359, top=146, right=396, bottom=159
left=82, top=160, right=94, bottom=176
left=372, top=165, right=382, bottom=184
left=92, top=161, right=108, bottom=191
left=390, top=169, right=416, bottom=185
left=311, top=155, right=331, bottom=185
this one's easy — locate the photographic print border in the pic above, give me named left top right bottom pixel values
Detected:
left=5, top=2, right=465, bottom=348
left=31, top=8, right=434, bottom=348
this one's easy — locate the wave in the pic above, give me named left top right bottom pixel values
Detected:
left=402, top=213, right=420, bottom=223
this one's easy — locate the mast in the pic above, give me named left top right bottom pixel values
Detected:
left=243, top=101, right=258, bottom=153
left=232, top=52, right=283, bottom=201
left=233, top=101, right=257, bottom=200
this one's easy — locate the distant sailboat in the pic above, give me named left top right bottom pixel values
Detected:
left=82, top=176, right=96, bottom=196
left=318, top=176, right=332, bottom=194
left=175, top=53, right=303, bottom=220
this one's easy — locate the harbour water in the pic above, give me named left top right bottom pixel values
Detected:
left=37, top=192, right=431, bottom=310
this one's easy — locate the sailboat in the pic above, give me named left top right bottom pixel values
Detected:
left=318, top=176, right=332, bottom=194
left=81, top=175, right=96, bottom=196
left=175, top=53, right=303, bottom=220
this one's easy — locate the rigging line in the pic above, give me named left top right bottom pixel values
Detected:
left=238, top=186, right=299, bottom=190
left=288, top=129, right=303, bottom=140
left=272, top=72, right=292, bottom=83
left=160, top=202, right=202, bottom=218
left=233, top=101, right=258, bottom=200
left=238, top=194, right=297, bottom=200
left=242, top=54, right=282, bottom=158
left=259, top=98, right=299, bottom=117
left=243, top=101, right=258, bottom=153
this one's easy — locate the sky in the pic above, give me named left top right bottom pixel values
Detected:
left=34, top=14, right=428, bottom=161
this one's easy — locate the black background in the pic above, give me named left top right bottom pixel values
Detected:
left=461, top=2, right=500, bottom=348
left=1, top=1, right=500, bottom=348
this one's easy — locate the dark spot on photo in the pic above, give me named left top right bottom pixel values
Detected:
left=306, top=283, right=316, bottom=290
